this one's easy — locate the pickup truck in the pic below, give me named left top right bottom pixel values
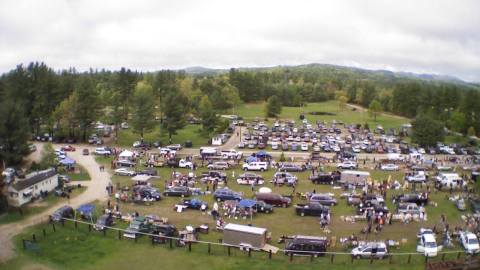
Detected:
left=395, top=193, right=428, bottom=206
left=123, top=217, right=152, bottom=239
left=295, top=203, right=330, bottom=217
left=166, top=158, right=193, bottom=169
left=397, top=203, right=421, bottom=215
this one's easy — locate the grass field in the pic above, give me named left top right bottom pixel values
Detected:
left=116, top=124, right=209, bottom=148
left=235, top=101, right=409, bottom=131
left=63, top=165, right=91, bottom=181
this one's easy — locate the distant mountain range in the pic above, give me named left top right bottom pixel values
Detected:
left=181, top=63, right=477, bottom=87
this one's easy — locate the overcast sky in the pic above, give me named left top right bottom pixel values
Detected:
left=1, top=0, right=479, bottom=81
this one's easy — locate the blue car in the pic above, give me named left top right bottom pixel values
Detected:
left=182, top=198, right=208, bottom=210
left=213, top=188, right=242, bottom=202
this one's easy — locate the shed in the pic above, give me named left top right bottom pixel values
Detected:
left=340, top=170, right=370, bottom=186
left=223, top=223, right=267, bottom=249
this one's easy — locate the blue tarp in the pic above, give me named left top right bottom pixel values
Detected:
left=238, top=199, right=256, bottom=208
left=256, top=151, right=267, bottom=157
left=76, top=204, right=95, bottom=215
left=246, top=156, right=257, bottom=163
left=59, top=157, right=76, bottom=166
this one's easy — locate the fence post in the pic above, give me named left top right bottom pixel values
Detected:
left=118, top=230, right=121, bottom=240
left=407, top=254, right=411, bottom=264
left=75, top=220, right=77, bottom=229
left=42, top=229, right=46, bottom=237
left=103, top=229, right=106, bottom=237
left=351, top=255, right=354, bottom=263
left=52, top=223, right=56, bottom=232
left=151, top=236, right=155, bottom=245
left=389, top=254, right=393, bottom=264
left=188, top=242, right=192, bottom=252
left=169, top=238, right=173, bottom=249
left=269, top=250, right=272, bottom=260
left=370, top=255, right=374, bottom=264
left=61, top=219, right=64, bottom=227
left=331, top=254, right=335, bottom=264
left=208, top=243, right=211, bottom=254
left=441, top=253, right=446, bottom=261
left=289, top=252, right=293, bottom=262
left=134, top=235, right=137, bottom=243
left=228, top=246, right=231, bottom=256
left=32, top=234, right=36, bottom=242
left=310, top=254, right=314, bottom=262
left=457, top=252, right=461, bottom=259
left=22, top=239, right=26, bottom=249
left=424, top=255, right=428, bottom=266
left=248, top=248, right=251, bottom=257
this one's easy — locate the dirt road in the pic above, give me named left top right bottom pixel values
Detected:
left=0, top=143, right=112, bottom=263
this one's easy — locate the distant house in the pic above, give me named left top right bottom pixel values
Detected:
left=211, top=136, right=223, bottom=146
left=7, top=168, right=58, bottom=207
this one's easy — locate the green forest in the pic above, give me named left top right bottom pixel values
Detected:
left=1, top=62, right=479, bottom=165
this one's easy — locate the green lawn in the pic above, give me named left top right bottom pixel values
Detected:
left=235, top=101, right=409, bottom=131
left=63, top=165, right=91, bottom=181
left=116, top=124, right=209, bottom=148
left=0, top=187, right=86, bottom=225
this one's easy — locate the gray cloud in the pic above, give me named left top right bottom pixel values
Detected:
left=0, top=0, right=479, bottom=81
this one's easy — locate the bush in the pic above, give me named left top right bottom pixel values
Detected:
left=279, top=152, right=286, bottom=162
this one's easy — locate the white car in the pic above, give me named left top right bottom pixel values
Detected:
left=407, top=171, right=427, bottom=183
left=351, top=242, right=388, bottom=259
left=242, top=162, right=268, bottom=171
left=271, top=142, right=279, bottom=150
left=94, top=147, right=111, bottom=155
left=352, top=146, right=361, bottom=153
left=300, top=143, right=308, bottom=151
left=417, top=229, right=440, bottom=257
left=460, top=231, right=480, bottom=254
left=236, top=178, right=265, bottom=185
left=221, top=149, right=242, bottom=159
left=121, top=122, right=129, bottom=129
left=159, top=148, right=176, bottom=155
left=337, top=161, right=358, bottom=169
left=178, top=159, right=193, bottom=169
left=380, top=164, right=399, bottom=171
left=115, top=168, right=136, bottom=176
left=312, top=145, right=320, bottom=152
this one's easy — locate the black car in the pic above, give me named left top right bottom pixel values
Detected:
left=285, top=235, right=328, bottom=256
left=253, top=201, right=274, bottom=213
left=94, top=214, right=114, bottom=231
left=116, top=160, right=136, bottom=167
left=51, top=205, right=74, bottom=222
left=138, top=168, right=158, bottom=176
left=295, top=202, right=330, bottom=217
left=395, top=193, right=428, bottom=206
left=137, top=187, right=162, bottom=201
left=164, top=186, right=191, bottom=197
left=213, top=188, right=242, bottom=201
left=151, top=224, right=179, bottom=244
left=357, top=203, right=389, bottom=215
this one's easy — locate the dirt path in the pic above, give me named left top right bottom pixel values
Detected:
left=346, top=103, right=410, bottom=121
left=0, top=144, right=112, bottom=263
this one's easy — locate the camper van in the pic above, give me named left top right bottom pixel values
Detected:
left=435, top=173, right=464, bottom=189
left=223, top=223, right=268, bottom=250
left=340, top=170, right=370, bottom=187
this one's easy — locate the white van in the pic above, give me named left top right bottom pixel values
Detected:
left=242, top=162, right=268, bottom=172
left=417, top=229, right=441, bottom=257
left=435, top=173, right=464, bottom=188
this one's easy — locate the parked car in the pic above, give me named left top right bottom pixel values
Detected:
left=94, top=214, right=114, bottom=231
left=138, top=168, right=158, bottom=176
left=256, top=192, right=291, bottom=207
left=94, top=147, right=111, bottom=155
left=114, top=168, right=136, bottom=176
left=61, top=145, right=76, bottom=152
left=181, top=198, right=208, bottom=210
left=395, top=193, right=428, bottom=206
left=295, top=202, right=330, bottom=216
left=124, top=216, right=152, bottom=239
left=397, top=203, right=421, bottom=215
left=380, top=164, right=399, bottom=171
left=336, top=161, right=358, bottom=169
left=82, top=148, right=89, bottom=155
left=278, top=163, right=305, bottom=172
left=272, top=172, right=297, bottom=186
left=470, top=198, right=480, bottom=214
left=285, top=235, right=328, bottom=256
left=116, top=160, right=136, bottom=167
left=51, top=205, right=74, bottom=222
left=213, top=188, right=242, bottom=201
left=417, top=229, right=440, bottom=257
left=252, top=201, right=273, bottom=214
left=351, top=242, right=388, bottom=259
left=166, top=144, right=182, bottom=151
left=207, top=161, right=231, bottom=170
left=166, top=158, right=193, bottom=169
left=136, top=186, right=162, bottom=201
left=201, top=171, right=227, bottom=181
left=309, top=194, right=337, bottom=206
left=456, top=198, right=467, bottom=211
left=310, top=173, right=339, bottom=185
left=459, top=231, right=480, bottom=254
left=163, top=186, right=191, bottom=197
left=151, top=224, right=179, bottom=244
left=242, top=162, right=268, bottom=171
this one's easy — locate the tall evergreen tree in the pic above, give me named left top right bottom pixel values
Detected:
left=162, top=88, right=188, bottom=142
left=198, top=95, right=218, bottom=134
left=131, top=81, right=156, bottom=138
left=0, top=99, right=30, bottom=165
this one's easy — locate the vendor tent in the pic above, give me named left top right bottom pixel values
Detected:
left=59, top=157, right=75, bottom=166
left=238, top=199, right=256, bottom=208
left=246, top=156, right=257, bottom=163
left=76, top=204, right=96, bottom=222
left=119, top=150, right=134, bottom=159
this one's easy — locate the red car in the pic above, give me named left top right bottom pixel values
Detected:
left=61, top=145, right=76, bottom=151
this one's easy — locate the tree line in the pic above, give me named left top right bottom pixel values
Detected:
left=1, top=62, right=479, bottom=165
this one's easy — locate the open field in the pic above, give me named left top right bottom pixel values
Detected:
left=116, top=124, right=209, bottom=148
left=235, top=101, right=409, bottom=131
left=63, top=165, right=91, bottom=181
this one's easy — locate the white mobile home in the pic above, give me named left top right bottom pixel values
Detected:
left=7, top=168, right=58, bottom=207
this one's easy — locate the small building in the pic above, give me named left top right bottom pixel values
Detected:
left=7, top=168, right=58, bottom=207
left=340, top=170, right=370, bottom=186
left=223, top=223, right=268, bottom=250
left=211, top=137, right=223, bottom=146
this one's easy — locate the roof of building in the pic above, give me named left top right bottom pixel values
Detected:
left=11, top=168, right=57, bottom=191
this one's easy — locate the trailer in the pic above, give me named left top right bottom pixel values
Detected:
left=340, top=170, right=370, bottom=186
left=223, top=223, right=267, bottom=250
